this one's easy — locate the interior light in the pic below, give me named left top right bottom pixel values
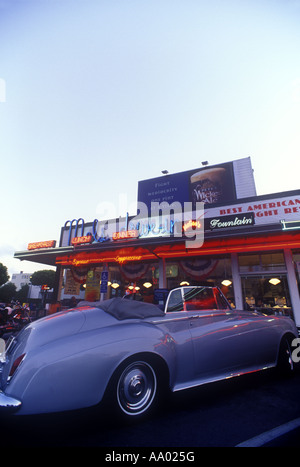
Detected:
left=180, top=281, right=190, bottom=286
left=111, top=282, right=120, bottom=289
left=143, top=282, right=152, bottom=288
left=221, top=280, right=232, bottom=287
left=269, top=278, right=281, bottom=286
left=135, top=286, right=140, bottom=291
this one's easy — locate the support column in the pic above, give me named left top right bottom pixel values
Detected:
left=159, top=258, right=166, bottom=288
left=53, top=265, right=63, bottom=303
left=284, top=249, right=300, bottom=328
left=231, top=253, right=243, bottom=310
left=50, top=265, right=64, bottom=314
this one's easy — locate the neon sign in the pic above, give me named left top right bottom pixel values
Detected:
left=71, top=235, right=92, bottom=246
left=115, top=255, right=142, bottom=264
left=63, top=216, right=180, bottom=246
left=182, top=220, right=201, bottom=232
left=112, top=230, right=139, bottom=241
left=28, top=240, right=56, bottom=250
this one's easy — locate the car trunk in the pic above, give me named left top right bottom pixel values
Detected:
left=0, top=308, right=86, bottom=389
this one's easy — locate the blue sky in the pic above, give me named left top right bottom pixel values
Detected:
left=1, top=0, right=300, bottom=276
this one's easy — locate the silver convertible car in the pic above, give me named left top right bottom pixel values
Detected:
left=0, top=286, right=298, bottom=419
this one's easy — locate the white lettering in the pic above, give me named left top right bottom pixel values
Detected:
left=148, top=451, right=195, bottom=462
left=210, top=216, right=253, bottom=230
left=105, top=451, right=139, bottom=464
left=0, top=78, right=6, bottom=103
left=0, top=338, right=5, bottom=363
left=292, top=338, right=300, bottom=363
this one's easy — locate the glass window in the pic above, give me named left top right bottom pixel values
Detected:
left=241, top=275, right=293, bottom=319
left=215, top=290, right=231, bottom=310
left=183, top=287, right=217, bottom=311
left=239, top=254, right=260, bottom=273
left=109, top=260, right=159, bottom=302
left=165, top=256, right=234, bottom=306
left=166, top=289, right=183, bottom=312
left=239, top=252, right=285, bottom=273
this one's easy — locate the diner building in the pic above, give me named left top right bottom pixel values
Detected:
left=14, top=157, right=300, bottom=331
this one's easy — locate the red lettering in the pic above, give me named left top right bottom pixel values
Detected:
left=112, top=230, right=139, bottom=241
left=284, top=207, right=300, bottom=214
left=71, top=235, right=92, bottom=245
left=28, top=240, right=56, bottom=250
left=255, top=209, right=279, bottom=218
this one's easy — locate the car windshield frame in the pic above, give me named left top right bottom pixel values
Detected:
left=165, top=286, right=231, bottom=313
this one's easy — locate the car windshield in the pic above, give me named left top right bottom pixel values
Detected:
left=166, top=289, right=184, bottom=312
left=183, top=287, right=218, bottom=310
left=166, top=287, right=231, bottom=312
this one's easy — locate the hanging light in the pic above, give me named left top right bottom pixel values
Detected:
left=269, top=278, right=281, bottom=286
left=221, top=279, right=232, bottom=287
left=143, top=282, right=152, bottom=288
left=180, top=281, right=190, bottom=286
left=111, top=282, right=120, bottom=289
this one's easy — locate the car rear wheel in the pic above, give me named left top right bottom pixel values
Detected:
left=116, top=360, right=157, bottom=417
left=277, top=336, right=295, bottom=376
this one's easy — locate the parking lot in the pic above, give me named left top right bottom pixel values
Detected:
left=1, top=368, right=300, bottom=448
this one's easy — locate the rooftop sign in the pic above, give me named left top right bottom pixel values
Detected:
left=28, top=240, right=56, bottom=250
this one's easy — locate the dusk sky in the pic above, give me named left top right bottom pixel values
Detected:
left=1, top=0, right=300, bottom=275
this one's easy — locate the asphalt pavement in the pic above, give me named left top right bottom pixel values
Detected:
left=1, top=368, right=300, bottom=448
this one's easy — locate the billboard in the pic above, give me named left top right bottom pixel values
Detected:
left=137, top=161, right=237, bottom=211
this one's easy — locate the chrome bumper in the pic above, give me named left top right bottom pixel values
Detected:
left=0, top=390, right=21, bottom=412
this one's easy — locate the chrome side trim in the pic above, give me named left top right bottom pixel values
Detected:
left=172, top=364, right=276, bottom=393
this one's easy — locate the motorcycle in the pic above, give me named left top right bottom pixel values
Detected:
left=0, top=305, right=32, bottom=338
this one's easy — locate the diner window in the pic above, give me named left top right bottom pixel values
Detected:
left=109, top=260, right=159, bottom=302
left=165, top=256, right=234, bottom=305
left=239, top=252, right=285, bottom=273
left=292, top=251, right=300, bottom=292
left=238, top=252, right=293, bottom=319
left=241, top=275, right=293, bottom=319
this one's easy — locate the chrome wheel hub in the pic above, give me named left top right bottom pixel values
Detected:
left=117, top=361, right=157, bottom=416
